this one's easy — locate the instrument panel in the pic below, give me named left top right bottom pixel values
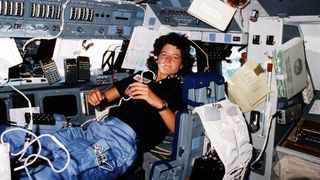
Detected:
left=143, top=4, right=248, bottom=45
left=0, top=0, right=144, bottom=39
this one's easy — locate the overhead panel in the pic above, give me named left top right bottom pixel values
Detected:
left=143, top=3, right=247, bottom=45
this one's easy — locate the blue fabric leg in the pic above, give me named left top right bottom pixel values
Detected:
left=19, top=117, right=138, bottom=180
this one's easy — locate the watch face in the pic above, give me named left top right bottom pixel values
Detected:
left=163, top=100, right=168, bottom=108
left=158, top=100, right=168, bottom=111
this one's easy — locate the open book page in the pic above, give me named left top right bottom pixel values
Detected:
left=227, top=60, right=270, bottom=112
left=121, top=27, right=162, bottom=71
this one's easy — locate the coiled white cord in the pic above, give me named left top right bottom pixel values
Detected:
left=0, top=128, right=70, bottom=180
left=0, top=66, right=70, bottom=180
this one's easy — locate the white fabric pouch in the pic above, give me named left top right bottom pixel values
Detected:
left=194, top=99, right=253, bottom=180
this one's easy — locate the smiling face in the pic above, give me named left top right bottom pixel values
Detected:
left=156, top=44, right=182, bottom=80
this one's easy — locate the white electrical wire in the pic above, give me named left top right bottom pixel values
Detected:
left=22, top=135, right=70, bottom=179
left=0, top=128, right=40, bottom=160
left=5, top=80, right=35, bottom=162
left=117, top=96, right=132, bottom=107
left=22, top=0, right=71, bottom=53
left=189, top=39, right=210, bottom=72
left=0, top=79, right=70, bottom=178
left=1, top=128, right=70, bottom=179
left=0, top=76, right=35, bottom=162
left=80, top=118, right=96, bottom=127
left=14, top=133, right=65, bottom=171
left=6, top=82, right=33, bottom=131
left=94, top=143, right=114, bottom=172
left=97, top=162, right=114, bottom=172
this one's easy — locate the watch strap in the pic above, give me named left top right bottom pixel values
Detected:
left=157, top=100, right=168, bottom=112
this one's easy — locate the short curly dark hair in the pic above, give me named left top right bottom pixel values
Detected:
left=146, top=32, right=195, bottom=77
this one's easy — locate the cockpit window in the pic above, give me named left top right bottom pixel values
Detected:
left=222, top=46, right=247, bottom=78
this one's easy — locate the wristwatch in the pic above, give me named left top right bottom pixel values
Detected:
left=157, top=100, right=168, bottom=112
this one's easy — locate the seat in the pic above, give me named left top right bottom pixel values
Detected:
left=147, top=72, right=225, bottom=180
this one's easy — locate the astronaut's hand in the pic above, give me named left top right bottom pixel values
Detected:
left=126, top=82, right=163, bottom=109
left=87, top=88, right=106, bottom=107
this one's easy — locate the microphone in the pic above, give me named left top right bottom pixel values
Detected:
left=133, top=70, right=156, bottom=84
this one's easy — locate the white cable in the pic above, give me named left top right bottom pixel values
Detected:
left=12, top=133, right=45, bottom=171
left=93, top=143, right=114, bottom=172
left=0, top=128, right=40, bottom=157
left=22, top=0, right=70, bottom=53
left=0, top=78, right=34, bottom=162
left=23, top=136, right=70, bottom=179
left=1, top=128, right=70, bottom=178
left=189, top=39, right=210, bottom=72
left=117, top=96, right=132, bottom=107
left=6, top=83, right=33, bottom=131
left=0, top=79, right=70, bottom=178
left=98, top=163, right=114, bottom=172
left=6, top=81, right=34, bottom=161
left=140, top=69, right=156, bottom=81
left=1, top=78, right=70, bottom=176
left=80, top=118, right=96, bottom=128
left=14, top=134, right=67, bottom=171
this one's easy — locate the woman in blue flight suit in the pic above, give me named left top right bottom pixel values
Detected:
left=4, top=32, right=195, bottom=179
